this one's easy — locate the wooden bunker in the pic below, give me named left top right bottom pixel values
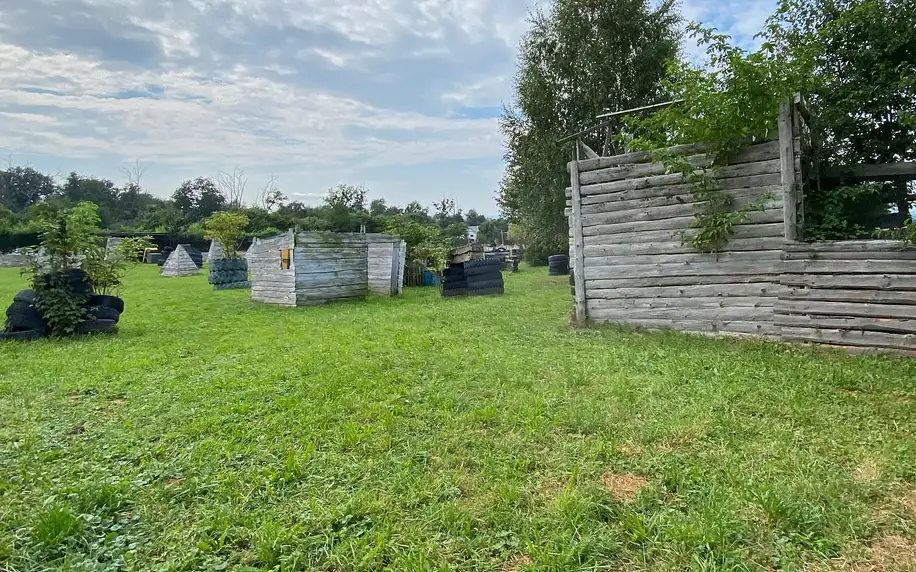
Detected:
left=247, top=231, right=405, bottom=306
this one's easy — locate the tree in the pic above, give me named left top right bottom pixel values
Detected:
left=217, top=167, right=247, bottom=209
left=203, top=211, right=250, bottom=259
left=499, top=0, right=681, bottom=263
left=325, top=184, right=367, bottom=212
left=0, top=166, right=58, bottom=211
left=764, top=0, right=916, bottom=238
left=464, top=209, right=487, bottom=226
left=172, top=177, right=225, bottom=222
left=478, top=218, right=510, bottom=245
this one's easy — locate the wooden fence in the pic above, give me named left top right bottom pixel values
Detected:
left=564, top=102, right=916, bottom=352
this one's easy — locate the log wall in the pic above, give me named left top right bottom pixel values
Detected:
left=292, top=232, right=368, bottom=306
left=778, top=241, right=916, bottom=351
left=566, top=140, right=788, bottom=337
left=247, top=231, right=296, bottom=306
left=365, top=234, right=407, bottom=296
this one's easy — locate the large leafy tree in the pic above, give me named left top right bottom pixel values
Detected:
left=0, top=167, right=58, bottom=212
left=765, top=0, right=916, bottom=237
left=499, top=0, right=681, bottom=263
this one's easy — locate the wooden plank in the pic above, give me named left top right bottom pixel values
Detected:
left=779, top=273, right=916, bottom=291
left=782, top=260, right=916, bottom=275
left=583, top=237, right=787, bottom=258
left=582, top=208, right=784, bottom=237
left=775, top=300, right=916, bottom=320
left=780, top=288, right=916, bottom=305
left=578, top=140, right=599, bottom=159
left=587, top=274, right=777, bottom=289
left=584, top=260, right=784, bottom=281
left=782, top=240, right=912, bottom=253
left=585, top=250, right=782, bottom=268
left=583, top=223, right=785, bottom=246
left=588, top=297, right=775, bottom=310
left=586, top=283, right=778, bottom=300
left=586, top=305, right=773, bottom=321
left=782, top=250, right=916, bottom=261
left=580, top=153, right=710, bottom=186
left=579, top=192, right=782, bottom=228
left=574, top=185, right=782, bottom=217
left=780, top=327, right=916, bottom=351
left=588, top=316, right=777, bottom=335
left=569, top=160, right=587, bottom=323
left=577, top=141, right=779, bottom=172
left=774, top=314, right=916, bottom=335
left=778, top=100, right=797, bottom=240
left=569, top=173, right=783, bottom=202
left=582, top=210, right=784, bottom=238
left=824, top=162, right=916, bottom=183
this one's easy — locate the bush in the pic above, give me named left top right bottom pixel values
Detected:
left=202, top=212, right=249, bottom=259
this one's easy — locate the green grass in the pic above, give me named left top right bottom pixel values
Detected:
left=1, top=265, right=914, bottom=571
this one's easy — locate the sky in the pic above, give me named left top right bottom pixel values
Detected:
left=0, top=0, right=777, bottom=215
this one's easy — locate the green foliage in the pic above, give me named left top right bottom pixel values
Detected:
left=500, top=0, right=681, bottom=261
left=875, top=218, right=916, bottom=246
left=31, top=270, right=89, bottom=337
left=202, top=211, right=250, bottom=259
left=84, top=236, right=157, bottom=297
left=34, top=202, right=101, bottom=272
left=385, top=215, right=451, bottom=270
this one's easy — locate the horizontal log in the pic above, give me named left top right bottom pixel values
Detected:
left=587, top=274, right=777, bottom=289
left=585, top=250, right=782, bottom=268
left=584, top=260, right=783, bottom=281
left=579, top=191, right=782, bottom=228
left=586, top=283, right=778, bottom=300
left=775, top=314, right=916, bottom=335
left=779, top=273, right=916, bottom=291
left=824, top=162, right=916, bottom=183
left=572, top=186, right=782, bottom=217
left=775, top=300, right=916, bottom=320
left=782, top=260, right=916, bottom=275
left=588, top=297, right=775, bottom=311
left=782, top=240, right=913, bottom=253
left=580, top=223, right=785, bottom=246
left=779, top=288, right=916, bottom=305
left=580, top=153, right=711, bottom=186
left=295, top=285, right=368, bottom=297
left=782, top=250, right=916, bottom=261
left=582, top=209, right=784, bottom=237
left=576, top=141, right=779, bottom=172
left=587, top=306, right=773, bottom=322
left=583, top=238, right=788, bottom=258
left=780, top=327, right=916, bottom=351
left=574, top=160, right=780, bottom=198
left=296, top=296, right=365, bottom=307
left=588, top=316, right=777, bottom=336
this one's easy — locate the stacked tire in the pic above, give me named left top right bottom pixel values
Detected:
left=2, top=289, right=46, bottom=340
left=548, top=255, right=570, bottom=276
left=441, top=263, right=467, bottom=297
left=208, top=258, right=251, bottom=290
left=465, top=259, right=505, bottom=296
left=81, top=294, right=122, bottom=334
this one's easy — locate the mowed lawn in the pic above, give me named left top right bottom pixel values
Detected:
left=0, top=265, right=914, bottom=571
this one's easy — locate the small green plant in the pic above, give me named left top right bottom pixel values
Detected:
left=84, top=236, right=157, bottom=296
left=25, top=202, right=101, bottom=335
left=202, top=211, right=249, bottom=259
left=874, top=218, right=916, bottom=247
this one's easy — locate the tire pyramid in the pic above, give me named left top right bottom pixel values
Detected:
left=160, top=244, right=201, bottom=277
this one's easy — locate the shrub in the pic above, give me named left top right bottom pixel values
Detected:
left=203, top=211, right=249, bottom=259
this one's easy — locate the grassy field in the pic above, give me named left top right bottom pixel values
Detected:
left=0, top=265, right=914, bottom=571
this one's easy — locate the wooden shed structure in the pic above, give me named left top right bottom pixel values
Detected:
left=563, top=97, right=916, bottom=352
left=365, top=234, right=407, bottom=296
left=246, top=231, right=406, bottom=306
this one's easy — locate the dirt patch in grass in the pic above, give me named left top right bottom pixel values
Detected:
left=502, top=554, right=532, bottom=571
left=852, top=460, right=882, bottom=484
left=617, top=443, right=643, bottom=456
left=900, top=489, right=916, bottom=519
left=110, top=397, right=127, bottom=405
left=819, top=535, right=916, bottom=571
left=601, top=472, right=649, bottom=502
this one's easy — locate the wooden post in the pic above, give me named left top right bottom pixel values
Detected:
left=569, top=160, right=587, bottom=324
left=778, top=100, right=797, bottom=241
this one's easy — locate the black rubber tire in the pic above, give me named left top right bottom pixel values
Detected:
left=466, top=278, right=503, bottom=290
left=465, top=259, right=502, bottom=270
left=442, top=274, right=467, bottom=284
left=77, top=319, right=117, bottom=334
left=441, top=288, right=467, bottom=297
left=468, top=268, right=503, bottom=284
left=6, top=301, right=36, bottom=317
left=468, top=286, right=505, bottom=296
left=87, top=295, right=124, bottom=314
left=442, top=266, right=465, bottom=277
left=13, top=289, right=38, bottom=303
left=236, top=270, right=249, bottom=282
left=87, top=305, right=120, bottom=322
left=0, top=329, right=42, bottom=341
left=465, top=265, right=503, bottom=278
left=6, top=310, right=48, bottom=335
left=548, top=255, right=569, bottom=264
left=442, top=281, right=468, bottom=291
